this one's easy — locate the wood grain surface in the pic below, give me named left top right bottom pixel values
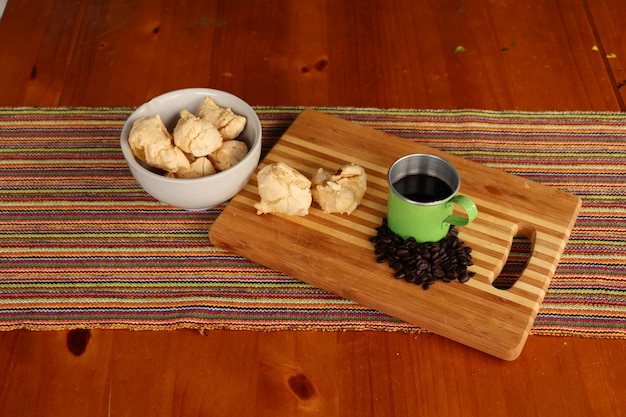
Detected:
left=210, top=109, right=581, bottom=360
left=1, top=1, right=625, bottom=416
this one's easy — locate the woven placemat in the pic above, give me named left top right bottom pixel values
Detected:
left=0, top=107, right=624, bottom=337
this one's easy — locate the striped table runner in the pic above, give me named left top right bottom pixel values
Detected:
left=0, top=107, right=624, bottom=338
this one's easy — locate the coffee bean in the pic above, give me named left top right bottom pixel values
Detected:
left=403, top=257, right=417, bottom=267
left=394, top=270, right=406, bottom=279
left=390, top=261, right=403, bottom=271
left=403, top=266, right=417, bottom=274
left=405, top=273, right=417, bottom=283
left=395, top=247, right=409, bottom=258
left=371, top=220, right=474, bottom=289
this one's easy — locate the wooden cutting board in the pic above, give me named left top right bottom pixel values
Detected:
left=209, top=109, right=581, bottom=360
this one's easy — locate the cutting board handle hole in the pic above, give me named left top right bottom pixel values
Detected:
left=492, top=223, right=535, bottom=290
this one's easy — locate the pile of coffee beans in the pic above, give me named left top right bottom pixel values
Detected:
left=370, top=218, right=475, bottom=290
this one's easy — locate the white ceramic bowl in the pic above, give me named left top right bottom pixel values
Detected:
left=120, top=88, right=262, bottom=210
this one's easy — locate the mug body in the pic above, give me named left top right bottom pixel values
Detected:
left=387, top=154, right=463, bottom=242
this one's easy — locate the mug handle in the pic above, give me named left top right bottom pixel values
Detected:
left=444, top=195, right=478, bottom=227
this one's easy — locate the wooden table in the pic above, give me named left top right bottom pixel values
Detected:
left=1, top=1, right=624, bottom=416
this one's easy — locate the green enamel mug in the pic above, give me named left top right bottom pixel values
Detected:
left=387, top=154, right=478, bottom=242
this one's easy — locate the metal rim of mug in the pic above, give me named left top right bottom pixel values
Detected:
left=387, top=153, right=461, bottom=206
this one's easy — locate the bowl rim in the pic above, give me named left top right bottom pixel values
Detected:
left=120, top=88, right=262, bottom=183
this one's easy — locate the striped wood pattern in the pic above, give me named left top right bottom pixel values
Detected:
left=210, top=109, right=582, bottom=360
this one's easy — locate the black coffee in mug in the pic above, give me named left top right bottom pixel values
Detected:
left=393, top=173, right=453, bottom=203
